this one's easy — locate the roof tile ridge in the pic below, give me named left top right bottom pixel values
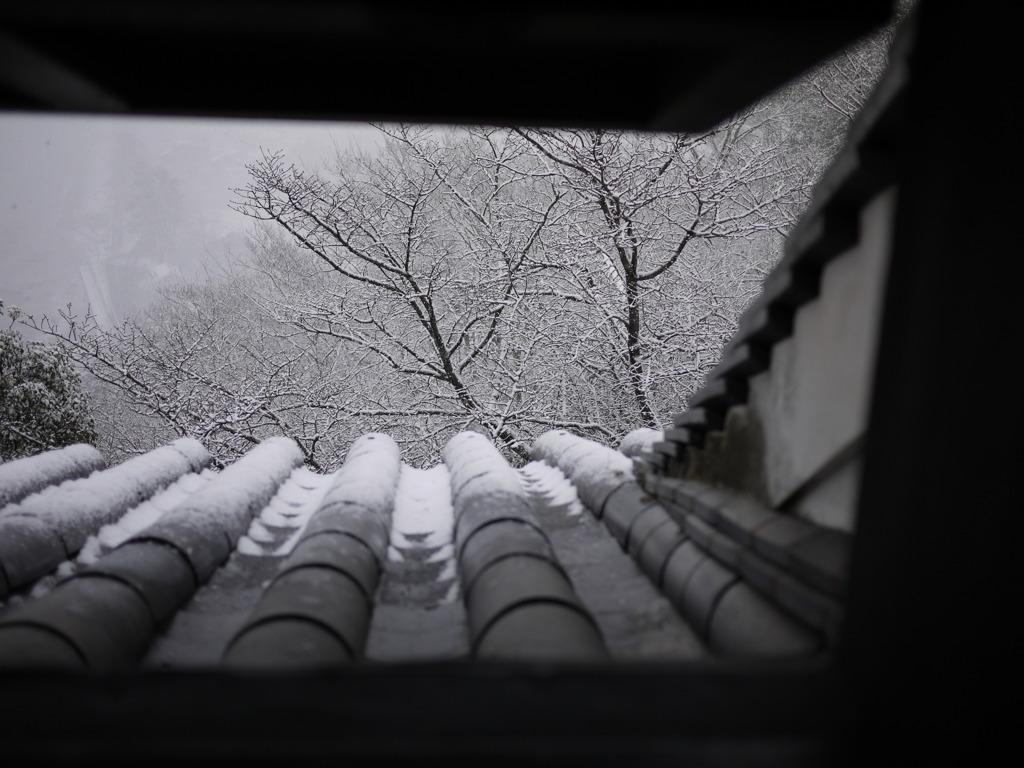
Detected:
left=223, top=432, right=401, bottom=669
left=0, top=437, right=301, bottom=669
left=535, top=429, right=825, bottom=658
left=444, top=431, right=608, bottom=662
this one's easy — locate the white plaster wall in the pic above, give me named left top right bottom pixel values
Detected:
left=748, top=186, right=897, bottom=530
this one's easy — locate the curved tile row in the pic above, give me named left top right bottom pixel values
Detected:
left=443, top=432, right=607, bottom=661
left=0, top=437, right=303, bottom=669
left=641, top=475, right=845, bottom=641
left=223, top=433, right=401, bottom=668
left=520, top=458, right=707, bottom=660
left=0, top=438, right=210, bottom=598
left=534, top=430, right=823, bottom=657
left=643, top=475, right=851, bottom=597
left=649, top=55, right=910, bottom=474
left=0, top=443, right=106, bottom=511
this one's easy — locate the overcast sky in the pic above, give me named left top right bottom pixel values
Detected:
left=0, top=111, right=383, bottom=325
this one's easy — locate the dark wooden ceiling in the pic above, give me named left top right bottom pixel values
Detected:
left=0, top=1, right=891, bottom=131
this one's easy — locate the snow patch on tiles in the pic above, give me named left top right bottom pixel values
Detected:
left=235, top=537, right=267, bottom=556
left=532, top=430, right=635, bottom=512
left=324, top=433, right=402, bottom=520
left=365, top=458, right=469, bottom=661
left=389, top=464, right=455, bottom=552
left=443, top=581, right=459, bottom=604
left=272, top=466, right=328, bottom=505
left=19, top=467, right=217, bottom=601
left=518, top=460, right=585, bottom=517
left=0, top=437, right=211, bottom=562
left=426, top=543, right=454, bottom=563
left=534, top=430, right=633, bottom=478
left=244, top=520, right=276, bottom=544
left=236, top=465, right=334, bottom=557
left=618, top=428, right=664, bottom=458
left=438, top=559, right=456, bottom=581
left=83, top=468, right=217, bottom=561
left=0, top=443, right=106, bottom=511
left=135, top=437, right=303, bottom=562
left=443, top=431, right=525, bottom=502
left=384, top=463, right=458, bottom=604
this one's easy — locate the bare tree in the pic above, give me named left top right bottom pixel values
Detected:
left=514, top=108, right=805, bottom=426
left=766, top=6, right=904, bottom=195
left=22, top=274, right=366, bottom=469
left=231, top=126, right=614, bottom=461
left=61, top=121, right=805, bottom=465
left=27, top=35, right=889, bottom=466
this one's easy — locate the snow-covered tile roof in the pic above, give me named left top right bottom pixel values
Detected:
left=0, top=425, right=846, bottom=670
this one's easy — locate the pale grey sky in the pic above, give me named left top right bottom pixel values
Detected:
left=0, top=111, right=383, bottom=325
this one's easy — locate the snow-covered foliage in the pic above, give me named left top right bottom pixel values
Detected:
left=233, top=124, right=797, bottom=459
left=0, top=442, right=105, bottom=510
left=23, top=277, right=349, bottom=471
left=30, top=123, right=798, bottom=469
left=1, top=301, right=98, bottom=460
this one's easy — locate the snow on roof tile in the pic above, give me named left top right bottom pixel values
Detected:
left=0, top=426, right=847, bottom=669
left=536, top=429, right=837, bottom=657
left=223, top=434, right=400, bottom=669
left=0, top=438, right=211, bottom=596
left=0, top=442, right=106, bottom=510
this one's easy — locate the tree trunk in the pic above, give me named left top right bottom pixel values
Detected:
left=624, top=276, right=658, bottom=428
